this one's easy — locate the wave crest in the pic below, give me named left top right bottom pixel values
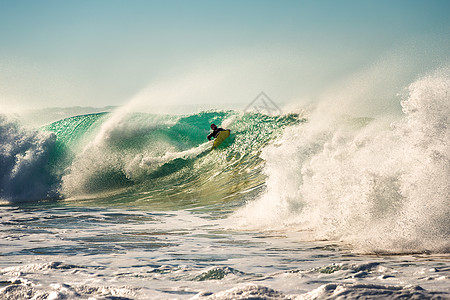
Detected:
left=0, top=116, right=59, bottom=203
left=234, top=69, right=450, bottom=254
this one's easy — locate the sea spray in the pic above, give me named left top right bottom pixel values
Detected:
left=59, top=111, right=223, bottom=197
left=233, top=69, right=450, bottom=254
left=1, top=104, right=304, bottom=207
left=53, top=108, right=301, bottom=207
left=0, top=116, right=59, bottom=203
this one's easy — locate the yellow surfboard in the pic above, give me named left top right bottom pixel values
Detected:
left=212, top=130, right=230, bottom=149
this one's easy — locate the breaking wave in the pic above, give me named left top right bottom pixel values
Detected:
left=1, top=69, right=448, bottom=254
left=233, top=68, right=450, bottom=254
left=0, top=110, right=301, bottom=208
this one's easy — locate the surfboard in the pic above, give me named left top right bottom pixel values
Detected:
left=212, top=130, right=230, bottom=149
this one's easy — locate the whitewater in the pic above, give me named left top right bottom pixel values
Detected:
left=0, top=69, right=449, bottom=299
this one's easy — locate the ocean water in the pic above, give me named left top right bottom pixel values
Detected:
left=0, top=70, right=449, bottom=299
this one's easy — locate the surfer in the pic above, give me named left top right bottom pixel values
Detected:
left=207, top=123, right=227, bottom=140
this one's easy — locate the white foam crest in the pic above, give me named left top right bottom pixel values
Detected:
left=60, top=67, right=243, bottom=197
left=233, top=68, right=450, bottom=253
left=0, top=116, right=57, bottom=202
left=60, top=108, right=211, bottom=196
left=60, top=119, right=177, bottom=196
left=60, top=67, right=225, bottom=196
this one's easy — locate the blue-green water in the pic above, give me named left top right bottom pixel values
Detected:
left=1, top=71, right=449, bottom=299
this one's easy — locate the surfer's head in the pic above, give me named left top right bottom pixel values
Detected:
left=210, top=124, right=217, bottom=130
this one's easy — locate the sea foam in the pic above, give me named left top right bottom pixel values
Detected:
left=234, top=68, right=450, bottom=254
left=0, top=116, right=58, bottom=203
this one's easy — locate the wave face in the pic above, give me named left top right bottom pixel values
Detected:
left=1, top=70, right=448, bottom=255
left=0, top=110, right=301, bottom=208
left=234, top=69, right=450, bottom=254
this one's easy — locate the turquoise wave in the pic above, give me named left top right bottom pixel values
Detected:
left=0, top=110, right=303, bottom=206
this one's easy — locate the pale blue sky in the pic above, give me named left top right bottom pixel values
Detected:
left=1, top=0, right=449, bottom=109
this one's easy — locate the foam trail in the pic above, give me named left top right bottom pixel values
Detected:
left=233, top=68, right=450, bottom=253
left=123, top=141, right=211, bottom=180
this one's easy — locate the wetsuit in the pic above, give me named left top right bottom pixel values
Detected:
left=207, top=128, right=225, bottom=140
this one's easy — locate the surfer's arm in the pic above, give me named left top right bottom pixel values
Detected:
left=208, top=128, right=227, bottom=140
left=214, top=128, right=226, bottom=138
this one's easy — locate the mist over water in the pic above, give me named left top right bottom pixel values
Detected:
left=1, top=1, right=449, bottom=297
left=0, top=64, right=449, bottom=299
left=0, top=116, right=59, bottom=203
left=234, top=67, right=450, bottom=254
left=0, top=64, right=448, bottom=255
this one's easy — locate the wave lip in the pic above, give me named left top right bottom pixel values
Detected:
left=1, top=109, right=302, bottom=205
left=57, top=110, right=301, bottom=206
